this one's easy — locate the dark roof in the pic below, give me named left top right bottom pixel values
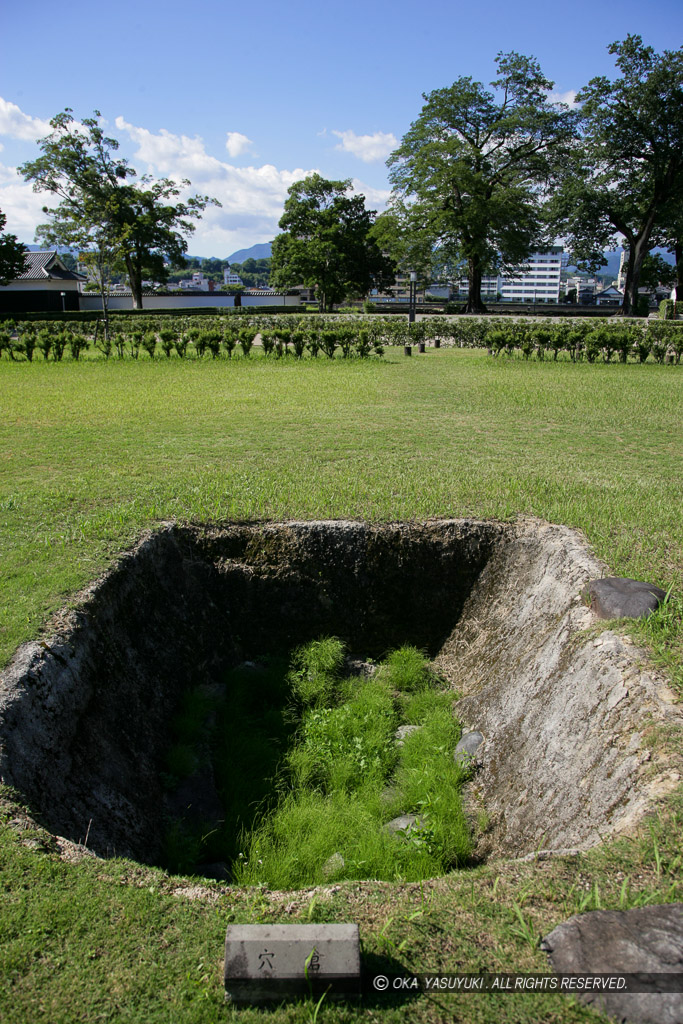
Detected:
left=596, top=286, right=623, bottom=296
left=17, top=251, right=86, bottom=282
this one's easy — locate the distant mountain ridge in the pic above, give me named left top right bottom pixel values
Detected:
left=181, top=243, right=272, bottom=265
left=226, top=242, right=272, bottom=263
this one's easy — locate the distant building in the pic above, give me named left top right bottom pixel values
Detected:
left=368, top=268, right=425, bottom=303
left=0, top=250, right=85, bottom=312
left=498, top=248, right=563, bottom=303
left=451, top=248, right=564, bottom=303
left=179, top=272, right=215, bottom=291
left=565, top=275, right=599, bottom=304
left=595, top=285, right=623, bottom=306
left=223, top=266, right=243, bottom=287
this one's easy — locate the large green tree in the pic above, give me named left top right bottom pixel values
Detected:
left=270, top=174, right=395, bottom=312
left=0, top=209, right=28, bottom=286
left=383, top=52, right=576, bottom=312
left=19, top=110, right=219, bottom=309
left=553, top=36, right=683, bottom=316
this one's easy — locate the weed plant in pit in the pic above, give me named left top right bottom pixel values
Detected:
left=381, top=644, right=435, bottom=692
left=287, top=674, right=398, bottom=793
left=234, top=640, right=472, bottom=887
left=287, top=636, right=347, bottom=708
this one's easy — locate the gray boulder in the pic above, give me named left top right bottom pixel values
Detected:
left=344, top=658, right=377, bottom=677
left=541, top=903, right=683, bottom=1024
left=322, top=852, right=345, bottom=878
left=454, top=730, right=484, bottom=765
left=395, top=724, right=421, bottom=746
left=582, top=577, right=667, bottom=620
left=384, top=814, right=417, bottom=835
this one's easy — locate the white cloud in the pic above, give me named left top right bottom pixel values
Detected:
left=550, top=90, right=579, bottom=109
left=0, top=163, right=52, bottom=239
left=225, top=131, right=253, bottom=158
left=332, top=129, right=398, bottom=163
left=114, top=116, right=317, bottom=254
left=0, top=98, right=51, bottom=141
left=350, top=178, right=391, bottom=212
left=0, top=103, right=393, bottom=255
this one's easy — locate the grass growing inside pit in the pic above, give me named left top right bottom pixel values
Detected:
left=234, top=641, right=471, bottom=888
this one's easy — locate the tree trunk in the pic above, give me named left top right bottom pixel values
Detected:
left=675, top=244, right=683, bottom=304
left=125, top=254, right=144, bottom=309
left=462, top=257, right=487, bottom=314
left=618, top=207, right=658, bottom=317
left=622, top=235, right=650, bottom=316
left=95, top=252, right=110, bottom=343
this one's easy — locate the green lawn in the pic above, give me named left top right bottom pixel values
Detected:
left=1, top=347, right=682, bottom=1022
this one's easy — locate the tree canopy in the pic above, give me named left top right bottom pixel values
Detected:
left=553, top=36, right=683, bottom=315
left=382, top=52, right=576, bottom=312
left=270, top=174, right=395, bottom=311
left=19, top=110, right=219, bottom=309
left=0, top=209, right=28, bottom=286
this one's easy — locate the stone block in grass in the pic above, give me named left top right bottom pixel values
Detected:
left=224, top=923, right=361, bottom=1003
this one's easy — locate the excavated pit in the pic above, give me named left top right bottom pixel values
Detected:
left=0, top=519, right=681, bottom=871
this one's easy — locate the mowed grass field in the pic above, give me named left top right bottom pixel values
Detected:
left=1, top=346, right=682, bottom=1023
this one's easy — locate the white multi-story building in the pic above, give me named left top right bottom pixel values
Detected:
left=498, top=248, right=563, bottom=302
left=180, top=272, right=213, bottom=291
left=223, top=267, right=243, bottom=286
left=452, top=248, right=564, bottom=302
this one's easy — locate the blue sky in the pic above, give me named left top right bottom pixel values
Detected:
left=1, top=0, right=682, bottom=257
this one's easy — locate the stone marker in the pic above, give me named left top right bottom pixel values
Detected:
left=224, top=923, right=361, bottom=1003
left=541, top=904, right=683, bottom=1024
left=582, top=577, right=667, bottom=620
left=454, top=730, right=484, bottom=765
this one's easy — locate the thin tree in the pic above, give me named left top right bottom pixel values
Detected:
left=20, top=109, right=219, bottom=309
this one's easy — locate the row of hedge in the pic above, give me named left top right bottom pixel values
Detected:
left=0, top=316, right=387, bottom=362
left=2, top=313, right=682, bottom=364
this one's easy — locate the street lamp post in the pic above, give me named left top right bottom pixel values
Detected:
left=404, top=271, right=418, bottom=356
left=408, top=271, right=417, bottom=324
left=60, top=291, right=66, bottom=313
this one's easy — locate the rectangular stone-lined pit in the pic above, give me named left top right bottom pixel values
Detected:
left=1, top=517, right=679, bottom=869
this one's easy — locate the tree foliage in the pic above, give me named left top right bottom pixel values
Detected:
left=19, top=110, right=219, bottom=309
left=383, top=52, right=576, bottom=312
left=0, top=208, right=28, bottom=286
left=652, top=201, right=683, bottom=303
left=270, top=174, right=395, bottom=311
left=553, top=36, right=683, bottom=316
